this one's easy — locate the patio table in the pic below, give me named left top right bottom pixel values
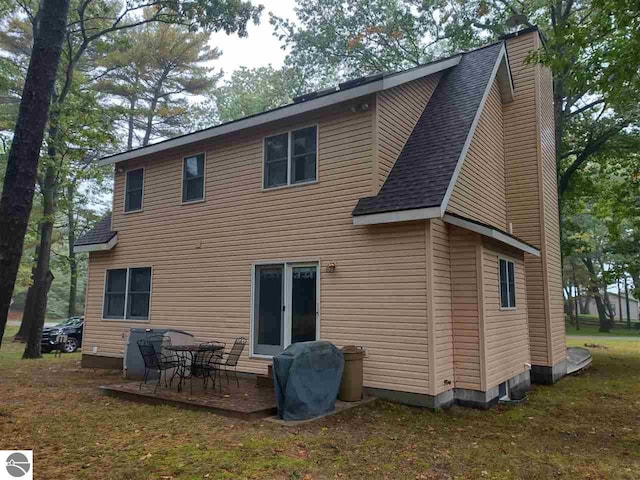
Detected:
left=166, top=344, right=225, bottom=392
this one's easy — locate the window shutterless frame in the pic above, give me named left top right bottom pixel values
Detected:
left=181, top=152, right=206, bottom=204
left=101, top=266, right=153, bottom=322
left=249, top=259, right=321, bottom=359
left=124, top=167, right=144, bottom=213
left=498, top=257, right=517, bottom=310
left=262, top=124, right=319, bottom=190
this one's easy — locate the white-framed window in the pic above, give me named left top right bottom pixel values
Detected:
left=125, top=168, right=144, bottom=212
left=103, top=267, right=152, bottom=320
left=251, top=261, right=319, bottom=357
left=499, top=258, right=516, bottom=309
left=182, top=153, right=205, bottom=203
left=263, top=126, right=317, bottom=188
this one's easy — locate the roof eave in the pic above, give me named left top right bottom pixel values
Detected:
left=352, top=206, right=442, bottom=225
left=98, top=55, right=462, bottom=167
left=73, top=234, right=118, bottom=253
left=442, top=214, right=541, bottom=256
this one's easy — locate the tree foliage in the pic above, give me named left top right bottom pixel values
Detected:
left=196, top=65, right=306, bottom=126
left=0, top=0, right=263, bottom=354
left=97, top=21, right=221, bottom=149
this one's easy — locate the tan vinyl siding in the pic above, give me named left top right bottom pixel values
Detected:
left=538, top=64, right=567, bottom=363
left=447, top=80, right=508, bottom=231
left=503, top=31, right=565, bottom=366
left=449, top=226, right=483, bottom=390
left=85, top=100, right=432, bottom=395
left=429, top=219, right=455, bottom=394
left=376, top=74, right=440, bottom=189
left=481, top=239, right=530, bottom=388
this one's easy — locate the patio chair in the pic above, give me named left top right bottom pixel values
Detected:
left=137, top=338, right=180, bottom=393
left=220, top=337, right=248, bottom=387
left=190, top=342, right=225, bottom=394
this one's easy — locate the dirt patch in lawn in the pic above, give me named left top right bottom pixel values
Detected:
left=0, top=334, right=639, bottom=479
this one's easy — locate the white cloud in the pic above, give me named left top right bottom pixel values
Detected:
left=207, top=0, right=298, bottom=77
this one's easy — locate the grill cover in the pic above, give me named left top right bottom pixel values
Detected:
left=273, top=341, right=345, bottom=420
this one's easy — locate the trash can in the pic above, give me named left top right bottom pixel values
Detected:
left=339, top=345, right=365, bottom=401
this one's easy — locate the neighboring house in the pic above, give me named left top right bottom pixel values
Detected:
left=75, top=27, right=566, bottom=409
left=577, top=293, right=639, bottom=322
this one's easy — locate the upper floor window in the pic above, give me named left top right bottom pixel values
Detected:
left=182, top=153, right=205, bottom=203
left=125, top=168, right=144, bottom=212
left=103, top=267, right=152, bottom=320
left=264, top=126, right=317, bottom=189
left=499, top=258, right=516, bottom=309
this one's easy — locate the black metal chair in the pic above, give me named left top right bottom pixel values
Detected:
left=190, top=342, right=225, bottom=394
left=220, top=337, right=247, bottom=387
left=137, top=338, right=180, bottom=393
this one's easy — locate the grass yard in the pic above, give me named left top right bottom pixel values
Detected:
left=566, top=324, right=640, bottom=337
left=1, top=326, right=639, bottom=480
left=566, top=315, right=640, bottom=337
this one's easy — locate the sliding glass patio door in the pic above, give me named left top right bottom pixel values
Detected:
left=253, top=262, right=318, bottom=356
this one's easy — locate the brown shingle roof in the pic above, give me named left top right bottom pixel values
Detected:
left=74, top=214, right=116, bottom=246
left=353, top=42, right=504, bottom=217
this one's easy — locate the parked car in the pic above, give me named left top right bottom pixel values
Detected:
left=41, top=317, right=84, bottom=353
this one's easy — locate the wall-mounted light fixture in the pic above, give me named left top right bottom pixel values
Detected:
left=326, top=262, right=336, bottom=273
left=115, top=165, right=125, bottom=174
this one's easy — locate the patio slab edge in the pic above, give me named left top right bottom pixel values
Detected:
left=100, top=385, right=277, bottom=420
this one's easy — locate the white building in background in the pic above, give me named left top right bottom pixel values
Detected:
left=579, top=292, right=639, bottom=322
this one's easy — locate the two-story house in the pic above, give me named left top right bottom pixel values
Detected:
left=75, top=27, right=566, bottom=409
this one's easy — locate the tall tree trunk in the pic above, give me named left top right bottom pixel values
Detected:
left=0, top=0, right=70, bottom=348
left=624, top=275, right=631, bottom=329
left=127, top=95, right=137, bottom=150
left=13, top=246, right=39, bottom=342
left=582, top=257, right=610, bottom=332
left=66, top=183, right=77, bottom=317
left=22, top=270, right=54, bottom=359
left=14, top=277, right=36, bottom=342
left=564, top=285, right=576, bottom=325
left=617, top=277, right=623, bottom=322
left=603, top=289, right=615, bottom=324
left=142, top=68, right=170, bottom=146
left=22, top=161, right=57, bottom=359
left=575, top=285, right=580, bottom=330
left=21, top=102, right=61, bottom=356
left=142, top=94, right=160, bottom=146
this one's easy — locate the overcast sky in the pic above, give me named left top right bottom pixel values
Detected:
left=207, top=1, right=298, bottom=77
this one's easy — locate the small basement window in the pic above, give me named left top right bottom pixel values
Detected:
left=125, top=168, right=144, bottom=212
left=499, top=258, right=516, bottom=309
left=103, top=267, right=152, bottom=320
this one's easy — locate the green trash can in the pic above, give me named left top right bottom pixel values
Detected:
left=339, top=345, right=365, bottom=401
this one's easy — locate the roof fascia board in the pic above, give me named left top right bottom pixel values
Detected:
left=352, top=207, right=441, bottom=225
left=73, top=234, right=118, bottom=253
left=496, top=53, right=514, bottom=102
left=439, top=44, right=510, bottom=216
left=98, top=57, right=460, bottom=167
left=443, top=214, right=541, bottom=256
left=381, top=56, right=461, bottom=90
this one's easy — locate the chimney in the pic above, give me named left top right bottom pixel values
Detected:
left=501, top=28, right=567, bottom=383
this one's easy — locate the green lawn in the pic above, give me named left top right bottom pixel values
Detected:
left=566, top=324, right=640, bottom=337
left=0, top=329, right=639, bottom=479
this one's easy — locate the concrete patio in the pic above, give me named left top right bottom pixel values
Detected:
left=100, top=376, right=277, bottom=420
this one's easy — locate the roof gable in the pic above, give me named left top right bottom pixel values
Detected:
left=353, top=42, right=509, bottom=221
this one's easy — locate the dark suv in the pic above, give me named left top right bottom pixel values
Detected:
left=41, top=317, right=84, bottom=353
